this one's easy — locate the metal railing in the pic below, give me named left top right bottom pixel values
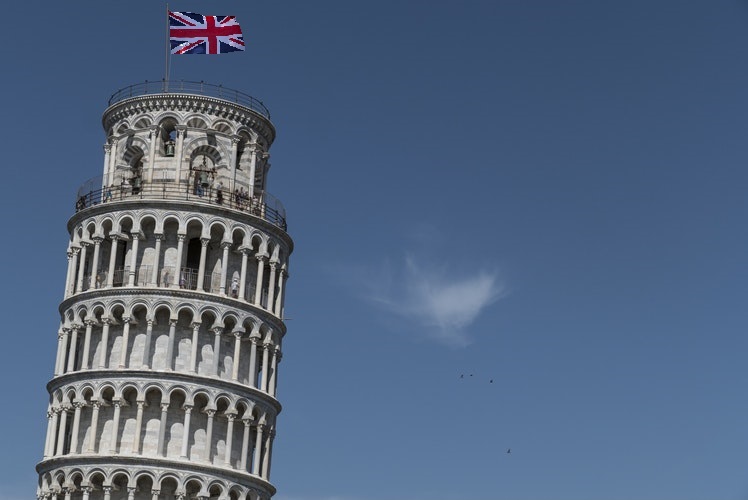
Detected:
left=82, top=267, right=222, bottom=292
left=107, top=80, right=271, bottom=119
left=75, top=179, right=287, bottom=231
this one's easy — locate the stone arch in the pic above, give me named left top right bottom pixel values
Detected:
left=236, top=398, right=255, bottom=420
left=158, top=211, right=182, bottom=233
left=213, top=120, right=235, bottom=135
left=185, top=114, right=209, bottom=129
left=40, top=472, right=52, bottom=494
left=133, top=472, right=156, bottom=499
left=195, top=309, right=219, bottom=376
left=150, top=302, right=175, bottom=370
left=206, top=480, right=228, bottom=499
left=184, top=140, right=227, bottom=167
left=165, top=387, right=189, bottom=458
left=79, top=384, right=96, bottom=402
left=141, top=384, right=166, bottom=456
left=207, top=218, right=230, bottom=236
left=122, top=139, right=149, bottom=165
left=203, top=221, right=229, bottom=294
left=89, top=303, right=107, bottom=321
left=157, top=213, right=183, bottom=287
left=184, top=477, right=206, bottom=499
left=117, top=384, right=140, bottom=454
left=95, top=385, right=117, bottom=454
left=155, top=113, right=179, bottom=154
left=114, top=213, right=136, bottom=235
left=228, top=485, right=245, bottom=500
left=221, top=311, right=242, bottom=328
left=157, top=474, right=179, bottom=498
left=86, top=470, right=106, bottom=495
left=51, top=389, right=63, bottom=407
left=125, top=302, right=150, bottom=368
left=67, top=469, right=85, bottom=493
left=189, top=391, right=211, bottom=461
left=132, top=116, right=152, bottom=129
left=109, top=470, right=132, bottom=499
left=173, top=305, right=199, bottom=371
left=83, top=220, right=97, bottom=240
left=72, top=304, right=89, bottom=324
left=51, top=470, right=66, bottom=493
left=212, top=395, right=233, bottom=466
left=235, top=130, right=254, bottom=174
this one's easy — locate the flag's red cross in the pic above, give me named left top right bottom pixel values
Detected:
left=170, top=12, right=243, bottom=54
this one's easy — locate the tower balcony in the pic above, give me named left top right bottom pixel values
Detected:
left=75, top=177, right=287, bottom=232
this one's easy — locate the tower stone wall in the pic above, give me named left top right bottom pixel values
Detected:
left=36, top=82, right=292, bottom=500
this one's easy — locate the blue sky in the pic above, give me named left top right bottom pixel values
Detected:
left=2, top=1, right=748, bottom=499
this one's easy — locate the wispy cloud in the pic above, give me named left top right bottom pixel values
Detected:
left=344, top=253, right=504, bottom=347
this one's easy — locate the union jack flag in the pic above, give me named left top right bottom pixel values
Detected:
left=169, top=11, right=245, bottom=55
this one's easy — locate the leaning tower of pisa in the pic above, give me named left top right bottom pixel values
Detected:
left=36, top=81, right=292, bottom=500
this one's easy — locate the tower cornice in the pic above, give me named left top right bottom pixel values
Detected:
left=36, top=455, right=277, bottom=497
left=47, top=369, right=283, bottom=414
left=58, top=287, right=287, bottom=336
left=103, top=94, right=276, bottom=146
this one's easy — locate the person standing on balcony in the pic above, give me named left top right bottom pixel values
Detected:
left=231, top=277, right=239, bottom=298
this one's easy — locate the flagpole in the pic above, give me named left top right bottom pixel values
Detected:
left=164, top=3, right=170, bottom=92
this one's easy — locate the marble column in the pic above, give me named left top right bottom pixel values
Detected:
left=204, top=409, right=215, bottom=462
left=166, top=319, right=177, bottom=370
left=157, top=403, right=169, bottom=457
left=150, top=234, right=163, bottom=286
left=127, top=233, right=140, bottom=286
left=180, top=405, right=193, bottom=458
left=231, top=331, right=243, bottom=381
left=69, top=401, right=84, bottom=454
left=238, top=248, right=249, bottom=301
left=66, top=326, right=80, bottom=373
left=173, top=234, right=185, bottom=289
left=75, top=243, right=89, bottom=293
left=240, top=418, right=252, bottom=471
left=80, top=320, right=95, bottom=370
left=252, top=423, right=264, bottom=475
left=55, top=405, right=69, bottom=455
left=118, top=316, right=131, bottom=368
left=189, top=322, right=201, bottom=373
left=196, top=237, right=210, bottom=291
left=224, top=412, right=236, bottom=466
left=109, top=400, right=122, bottom=454
left=98, top=318, right=111, bottom=369
left=142, top=319, right=154, bottom=369
left=86, top=402, right=101, bottom=454
left=212, top=327, right=223, bottom=376
left=132, top=400, right=145, bottom=454
left=106, top=236, right=119, bottom=287
left=219, top=241, right=231, bottom=295
left=254, top=255, right=267, bottom=307
left=247, top=337, right=259, bottom=388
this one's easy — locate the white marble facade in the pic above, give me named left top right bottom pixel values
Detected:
left=37, top=85, right=292, bottom=500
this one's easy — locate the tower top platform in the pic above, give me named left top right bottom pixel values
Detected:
left=108, top=80, right=271, bottom=119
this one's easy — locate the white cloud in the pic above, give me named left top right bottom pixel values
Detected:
left=360, top=254, right=504, bottom=347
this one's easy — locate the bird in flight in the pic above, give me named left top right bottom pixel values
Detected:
left=507, top=448, right=511, bottom=454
